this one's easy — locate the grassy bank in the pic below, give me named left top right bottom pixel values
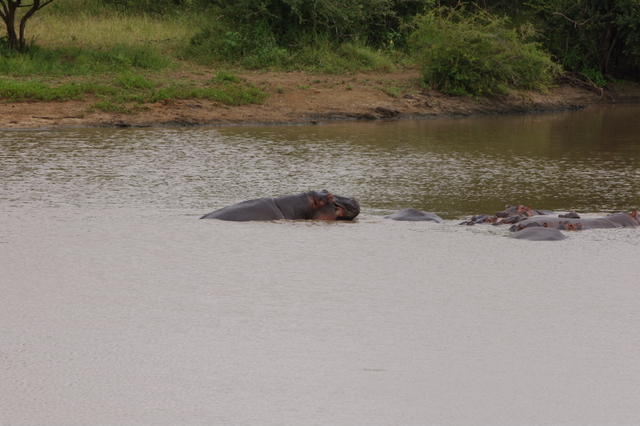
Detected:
left=0, top=1, right=405, bottom=113
left=0, top=3, right=264, bottom=112
left=4, top=0, right=582, bottom=113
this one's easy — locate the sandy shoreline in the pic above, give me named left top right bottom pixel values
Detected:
left=1, top=70, right=639, bottom=130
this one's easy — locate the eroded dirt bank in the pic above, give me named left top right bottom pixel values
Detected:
left=1, top=69, right=639, bottom=130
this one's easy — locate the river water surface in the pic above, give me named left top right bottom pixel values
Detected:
left=1, top=105, right=639, bottom=424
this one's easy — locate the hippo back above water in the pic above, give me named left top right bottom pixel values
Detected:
left=385, top=208, right=444, bottom=223
left=510, top=210, right=639, bottom=231
left=200, top=190, right=360, bottom=221
left=510, top=227, right=567, bottom=241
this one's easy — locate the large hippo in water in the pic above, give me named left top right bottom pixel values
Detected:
left=200, top=190, right=360, bottom=221
left=510, top=210, right=639, bottom=231
left=385, top=208, right=444, bottom=223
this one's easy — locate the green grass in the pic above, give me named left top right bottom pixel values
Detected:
left=29, top=4, right=203, bottom=57
left=380, top=86, right=400, bottom=97
left=0, top=0, right=405, bottom=114
left=0, top=71, right=269, bottom=112
left=0, top=0, right=260, bottom=112
left=0, top=79, right=86, bottom=101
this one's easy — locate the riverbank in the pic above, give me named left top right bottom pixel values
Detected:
left=2, top=69, right=640, bottom=129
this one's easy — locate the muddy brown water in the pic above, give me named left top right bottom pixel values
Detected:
left=1, top=105, right=639, bottom=424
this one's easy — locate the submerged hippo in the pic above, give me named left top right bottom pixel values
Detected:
left=200, top=190, right=360, bottom=221
left=462, top=204, right=555, bottom=226
left=495, top=204, right=554, bottom=218
left=459, top=214, right=498, bottom=226
left=385, top=208, right=444, bottom=223
left=558, top=210, right=581, bottom=219
left=557, top=221, right=584, bottom=231
left=510, top=227, right=567, bottom=241
left=510, top=210, right=639, bottom=232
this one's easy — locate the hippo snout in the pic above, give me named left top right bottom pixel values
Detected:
left=337, top=196, right=360, bottom=220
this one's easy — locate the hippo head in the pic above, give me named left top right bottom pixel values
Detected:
left=557, top=221, right=583, bottom=231
left=308, top=190, right=360, bottom=221
left=496, top=204, right=533, bottom=219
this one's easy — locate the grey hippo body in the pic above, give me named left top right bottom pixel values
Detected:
left=510, top=211, right=639, bottom=232
left=496, top=204, right=554, bottom=218
left=385, top=208, right=444, bottom=223
left=461, top=204, right=556, bottom=225
left=200, top=190, right=360, bottom=221
left=510, top=227, right=567, bottom=241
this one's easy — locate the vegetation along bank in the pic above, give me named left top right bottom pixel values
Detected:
left=1, top=0, right=640, bottom=129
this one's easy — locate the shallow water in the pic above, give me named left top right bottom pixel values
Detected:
left=1, top=105, right=639, bottom=424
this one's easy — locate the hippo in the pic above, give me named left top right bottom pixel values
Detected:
left=510, top=210, right=639, bottom=232
left=499, top=212, right=533, bottom=224
left=556, top=221, right=584, bottom=231
left=200, top=190, right=360, bottom=221
left=495, top=204, right=554, bottom=218
left=385, top=208, right=444, bottom=223
left=459, top=214, right=498, bottom=226
left=462, top=204, right=555, bottom=226
left=510, top=227, right=567, bottom=241
left=558, top=210, right=581, bottom=219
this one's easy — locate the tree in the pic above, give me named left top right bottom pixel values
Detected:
left=527, top=0, right=640, bottom=80
left=0, top=0, right=55, bottom=52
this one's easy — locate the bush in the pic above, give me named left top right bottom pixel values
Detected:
left=409, top=6, right=560, bottom=96
left=185, top=0, right=424, bottom=70
left=208, top=0, right=397, bottom=47
left=186, top=23, right=396, bottom=72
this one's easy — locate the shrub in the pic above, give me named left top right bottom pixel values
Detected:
left=208, top=0, right=398, bottom=47
left=185, top=0, right=425, bottom=70
left=409, top=6, right=560, bottom=96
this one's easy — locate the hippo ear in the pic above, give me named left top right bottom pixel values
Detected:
left=630, top=210, right=638, bottom=219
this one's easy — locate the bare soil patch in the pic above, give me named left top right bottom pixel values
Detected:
left=1, top=69, right=639, bottom=129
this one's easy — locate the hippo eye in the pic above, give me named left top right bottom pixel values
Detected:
left=326, top=194, right=334, bottom=203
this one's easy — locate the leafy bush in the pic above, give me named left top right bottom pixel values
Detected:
left=187, top=24, right=396, bottom=72
left=185, top=0, right=425, bottom=70
left=208, top=0, right=396, bottom=47
left=409, top=6, right=560, bottom=96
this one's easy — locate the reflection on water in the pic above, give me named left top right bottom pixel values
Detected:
left=2, top=105, right=639, bottom=218
left=1, top=105, right=639, bottom=425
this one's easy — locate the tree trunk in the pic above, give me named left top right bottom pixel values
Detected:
left=1, top=0, right=55, bottom=51
left=0, top=1, right=19, bottom=50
